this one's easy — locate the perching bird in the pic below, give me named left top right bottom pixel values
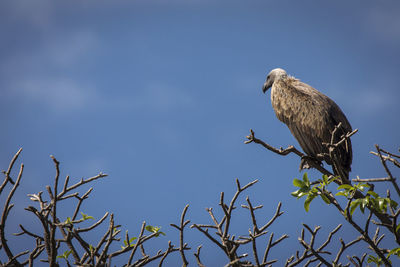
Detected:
left=262, top=68, right=352, bottom=183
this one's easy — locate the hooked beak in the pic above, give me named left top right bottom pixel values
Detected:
left=262, top=82, right=271, bottom=93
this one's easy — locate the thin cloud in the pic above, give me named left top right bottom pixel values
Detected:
left=115, top=83, right=195, bottom=112
left=354, top=89, right=395, bottom=113
left=45, top=31, right=98, bottom=67
left=12, top=78, right=98, bottom=112
left=1, top=0, right=54, bottom=30
left=1, top=28, right=99, bottom=113
left=331, top=84, right=397, bottom=116
left=366, top=4, right=400, bottom=43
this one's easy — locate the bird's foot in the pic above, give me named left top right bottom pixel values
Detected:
left=299, top=156, right=322, bottom=171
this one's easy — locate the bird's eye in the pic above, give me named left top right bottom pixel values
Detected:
left=267, top=75, right=270, bottom=80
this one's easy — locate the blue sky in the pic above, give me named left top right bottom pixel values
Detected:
left=1, top=0, right=399, bottom=265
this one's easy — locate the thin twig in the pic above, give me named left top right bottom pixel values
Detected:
left=0, top=148, right=22, bottom=194
left=170, top=204, right=190, bottom=266
left=0, top=163, right=24, bottom=265
left=374, top=145, right=400, bottom=197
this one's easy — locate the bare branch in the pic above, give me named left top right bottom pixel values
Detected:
left=1, top=148, right=22, bottom=194
left=371, top=150, right=400, bottom=168
left=194, top=245, right=206, bottom=267
left=245, top=129, right=334, bottom=179
left=76, top=212, right=109, bottom=233
left=170, top=204, right=190, bottom=267
left=95, top=214, right=115, bottom=266
left=333, top=236, right=363, bottom=265
left=128, top=221, right=146, bottom=265
left=352, top=177, right=392, bottom=182
left=373, top=145, right=400, bottom=197
left=259, top=202, right=284, bottom=232
left=0, top=162, right=24, bottom=265
left=57, top=172, right=108, bottom=199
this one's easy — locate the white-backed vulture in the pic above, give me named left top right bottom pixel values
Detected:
left=262, top=68, right=352, bottom=183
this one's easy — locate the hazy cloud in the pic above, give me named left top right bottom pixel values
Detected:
left=113, top=83, right=195, bottom=112
left=1, top=0, right=54, bottom=30
left=354, top=89, right=395, bottom=113
left=45, top=31, right=98, bottom=67
left=1, top=27, right=99, bottom=113
left=366, top=4, right=400, bottom=43
left=331, top=83, right=397, bottom=116
left=12, top=78, right=98, bottom=112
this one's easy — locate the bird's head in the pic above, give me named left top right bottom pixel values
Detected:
left=262, top=68, right=287, bottom=93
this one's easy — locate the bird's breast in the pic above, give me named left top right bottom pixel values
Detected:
left=271, top=83, right=296, bottom=124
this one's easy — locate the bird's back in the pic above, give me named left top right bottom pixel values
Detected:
left=270, top=76, right=352, bottom=181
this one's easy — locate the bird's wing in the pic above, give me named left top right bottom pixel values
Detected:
left=273, top=78, right=353, bottom=180
left=272, top=79, right=331, bottom=160
left=327, top=100, right=353, bottom=173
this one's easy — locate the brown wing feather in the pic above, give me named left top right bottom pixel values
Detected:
left=271, top=77, right=352, bottom=180
left=327, top=101, right=353, bottom=177
left=287, top=123, right=326, bottom=161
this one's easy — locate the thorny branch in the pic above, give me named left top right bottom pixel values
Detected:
left=194, top=245, right=206, bottom=267
left=1, top=136, right=399, bottom=266
left=245, top=129, right=334, bottom=178
left=246, top=128, right=400, bottom=266
left=0, top=151, right=24, bottom=266
left=0, top=150, right=183, bottom=266
left=191, top=179, right=287, bottom=266
left=170, top=204, right=190, bottom=267
left=372, top=145, right=400, bottom=197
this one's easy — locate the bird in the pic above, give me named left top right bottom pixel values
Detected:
left=262, top=68, right=353, bottom=184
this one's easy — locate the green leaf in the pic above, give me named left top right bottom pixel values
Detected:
left=145, top=225, right=166, bottom=237
left=291, top=189, right=301, bottom=198
left=356, top=183, right=370, bottom=192
left=322, top=174, right=329, bottom=184
left=388, top=247, right=400, bottom=258
left=311, top=188, right=319, bottom=194
left=360, top=198, right=369, bottom=213
left=378, top=198, right=387, bottom=212
left=304, top=194, right=316, bottom=212
left=123, top=236, right=137, bottom=248
left=320, top=193, right=331, bottom=204
left=293, top=179, right=304, bottom=188
left=129, top=237, right=137, bottom=244
left=145, top=225, right=156, bottom=232
left=390, top=199, right=399, bottom=210
left=337, top=184, right=353, bottom=190
left=302, top=173, right=310, bottom=186
left=81, top=212, right=94, bottom=221
left=335, top=191, right=348, bottom=197
left=57, top=250, right=72, bottom=260
left=121, top=237, right=137, bottom=249
left=350, top=199, right=362, bottom=215
left=367, top=191, right=379, bottom=198
left=367, top=255, right=381, bottom=265
left=292, top=185, right=312, bottom=199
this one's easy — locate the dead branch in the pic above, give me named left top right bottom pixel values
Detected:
left=0, top=161, right=24, bottom=266
left=0, top=148, right=22, bottom=194
left=191, top=179, right=286, bottom=266
left=245, top=129, right=334, bottom=179
left=170, top=204, right=190, bottom=267
left=373, top=145, right=400, bottom=197
left=194, top=245, right=206, bottom=267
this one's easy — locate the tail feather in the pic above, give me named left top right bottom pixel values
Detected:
left=332, top=157, right=350, bottom=185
